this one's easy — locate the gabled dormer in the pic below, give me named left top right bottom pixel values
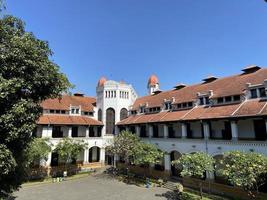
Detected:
left=197, top=90, right=213, bottom=106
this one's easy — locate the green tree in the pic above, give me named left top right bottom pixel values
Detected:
left=25, top=138, right=52, bottom=167
left=134, top=142, right=163, bottom=166
left=55, top=138, right=87, bottom=169
left=219, top=151, right=267, bottom=198
left=0, top=16, right=70, bottom=196
left=106, top=130, right=140, bottom=165
left=107, top=131, right=163, bottom=178
left=172, top=152, right=215, bottom=198
left=134, top=142, right=164, bottom=176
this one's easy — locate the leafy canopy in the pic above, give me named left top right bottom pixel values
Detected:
left=0, top=15, right=70, bottom=196
left=55, top=138, right=87, bottom=165
left=106, top=130, right=140, bottom=163
left=107, top=130, right=163, bottom=166
left=219, top=151, right=267, bottom=193
left=134, top=142, right=164, bottom=166
left=25, top=137, right=52, bottom=166
left=172, top=152, right=215, bottom=178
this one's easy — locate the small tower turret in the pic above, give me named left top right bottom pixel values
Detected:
left=147, top=74, right=160, bottom=95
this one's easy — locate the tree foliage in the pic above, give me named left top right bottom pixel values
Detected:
left=172, top=152, right=215, bottom=179
left=107, top=130, right=163, bottom=170
left=219, top=151, right=267, bottom=196
left=106, top=131, right=140, bottom=164
left=55, top=138, right=87, bottom=166
left=134, top=142, right=163, bottom=166
left=25, top=137, right=52, bottom=166
left=0, top=15, right=70, bottom=196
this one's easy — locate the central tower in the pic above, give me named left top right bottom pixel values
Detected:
left=96, top=77, right=138, bottom=136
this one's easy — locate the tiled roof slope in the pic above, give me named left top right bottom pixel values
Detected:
left=37, top=115, right=103, bottom=126
left=132, top=68, right=267, bottom=110
left=118, top=68, right=267, bottom=125
left=41, top=95, right=96, bottom=112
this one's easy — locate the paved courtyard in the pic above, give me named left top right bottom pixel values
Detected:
left=14, top=175, right=173, bottom=200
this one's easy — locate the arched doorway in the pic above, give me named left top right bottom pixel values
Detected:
left=120, top=108, right=128, bottom=120
left=106, top=108, right=115, bottom=135
left=89, top=146, right=100, bottom=163
left=170, top=151, right=182, bottom=177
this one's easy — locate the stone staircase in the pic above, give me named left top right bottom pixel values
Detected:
left=163, top=181, right=177, bottom=190
left=163, top=177, right=182, bottom=191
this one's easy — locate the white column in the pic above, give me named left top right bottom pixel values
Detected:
left=46, top=152, right=52, bottom=167
left=100, top=148, right=105, bottom=164
left=135, top=126, right=140, bottom=137
left=203, top=122, right=210, bottom=139
left=68, top=126, right=72, bottom=138
left=42, top=126, right=52, bottom=138
left=164, top=154, right=171, bottom=171
left=149, top=125, right=153, bottom=138
left=83, top=149, right=89, bottom=164
left=231, top=121, right=238, bottom=141
left=181, top=123, right=187, bottom=139
left=163, top=124, right=168, bottom=138
left=86, top=126, right=89, bottom=138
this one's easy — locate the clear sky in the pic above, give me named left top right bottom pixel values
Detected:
left=5, top=0, right=267, bottom=96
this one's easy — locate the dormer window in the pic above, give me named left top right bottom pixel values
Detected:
left=259, top=87, right=266, bottom=97
left=70, top=106, right=80, bottom=115
left=198, top=95, right=210, bottom=106
left=164, top=101, right=172, bottom=110
left=140, top=106, right=145, bottom=113
left=250, top=89, right=257, bottom=99
left=199, top=97, right=204, bottom=105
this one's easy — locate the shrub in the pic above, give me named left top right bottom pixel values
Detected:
left=175, top=183, right=184, bottom=193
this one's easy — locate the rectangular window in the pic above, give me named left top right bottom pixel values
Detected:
left=72, top=126, right=78, bottom=137
left=71, top=108, right=80, bottom=114
left=205, top=97, right=210, bottom=105
left=259, top=87, right=266, bottom=97
left=61, top=110, right=66, bottom=114
left=50, top=110, right=55, bottom=113
left=177, top=104, right=181, bottom=109
left=56, top=110, right=60, bottom=114
left=233, top=95, right=240, bottom=101
left=188, top=102, right=193, bottom=107
left=250, top=89, right=257, bottom=98
left=52, top=126, right=63, bottom=138
left=225, top=96, right=232, bottom=102
left=199, top=97, right=204, bottom=105
left=217, top=97, right=224, bottom=104
left=182, top=102, right=187, bottom=108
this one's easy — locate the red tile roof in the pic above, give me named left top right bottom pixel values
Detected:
left=131, top=68, right=267, bottom=110
left=37, top=115, right=103, bottom=126
left=119, top=67, right=267, bottom=125
left=118, top=100, right=267, bottom=125
left=41, top=95, right=96, bottom=112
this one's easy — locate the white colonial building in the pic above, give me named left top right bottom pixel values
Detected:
left=36, top=65, right=267, bottom=182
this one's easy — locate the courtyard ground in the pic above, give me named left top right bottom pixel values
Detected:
left=13, top=174, right=174, bottom=200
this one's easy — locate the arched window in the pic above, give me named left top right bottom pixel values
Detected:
left=106, top=108, right=115, bottom=135
left=98, top=109, right=102, bottom=122
left=120, top=108, right=128, bottom=120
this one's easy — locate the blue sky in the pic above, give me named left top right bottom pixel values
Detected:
left=5, top=0, right=267, bottom=96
